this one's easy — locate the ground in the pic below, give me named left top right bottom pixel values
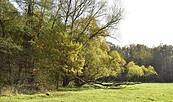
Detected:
left=0, top=83, right=173, bottom=102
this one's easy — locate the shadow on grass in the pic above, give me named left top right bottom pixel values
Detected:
left=57, top=87, right=94, bottom=92
left=106, top=86, right=127, bottom=90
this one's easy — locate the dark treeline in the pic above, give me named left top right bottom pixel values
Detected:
left=110, top=43, right=173, bottom=82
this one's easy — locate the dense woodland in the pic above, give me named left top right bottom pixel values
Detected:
left=0, top=0, right=171, bottom=93
left=109, top=43, right=173, bottom=82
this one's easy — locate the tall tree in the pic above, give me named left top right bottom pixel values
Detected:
left=0, top=0, right=23, bottom=86
left=152, top=44, right=173, bottom=82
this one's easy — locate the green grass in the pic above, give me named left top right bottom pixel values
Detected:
left=0, top=83, right=173, bottom=102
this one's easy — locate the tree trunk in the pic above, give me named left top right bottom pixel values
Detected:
left=62, top=76, right=70, bottom=87
left=74, top=75, right=86, bottom=87
left=74, top=77, right=80, bottom=87
left=0, top=19, right=5, bottom=37
left=55, top=73, right=60, bottom=90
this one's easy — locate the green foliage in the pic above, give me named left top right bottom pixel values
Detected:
left=109, top=50, right=126, bottom=76
left=82, top=38, right=110, bottom=80
left=0, top=37, right=22, bottom=54
left=126, top=61, right=144, bottom=81
left=0, top=0, right=168, bottom=94
left=125, top=61, right=157, bottom=82
left=80, top=37, right=126, bottom=84
left=34, top=30, right=85, bottom=88
left=119, top=44, right=153, bottom=66
left=142, top=66, right=158, bottom=77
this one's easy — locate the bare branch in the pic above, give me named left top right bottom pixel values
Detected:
left=76, top=1, right=107, bottom=41
left=64, top=0, right=72, bottom=28
left=89, top=9, right=122, bottom=39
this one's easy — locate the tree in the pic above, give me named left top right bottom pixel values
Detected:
left=77, top=37, right=110, bottom=85
left=126, top=61, right=144, bottom=81
left=73, top=36, right=126, bottom=86
left=142, top=65, right=158, bottom=82
left=152, top=44, right=173, bottom=82
left=109, top=50, right=126, bottom=76
left=125, top=61, right=157, bottom=82
left=0, top=0, right=23, bottom=86
left=34, top=30, right=85, bottom=89
left=49, top=0, right=123, bottom=42
left=0, top=38, right=22, bottom=86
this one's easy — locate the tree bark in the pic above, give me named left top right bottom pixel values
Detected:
left=74, top=75, right=86, bottom=87
left=55, top=73, right=60, bottom=90
left=62, top=76, right=71, bottom=87
left=0, top=19, right=5, bottom=37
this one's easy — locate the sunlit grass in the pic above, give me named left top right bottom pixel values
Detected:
left=0, top=83, right=173, bottom=102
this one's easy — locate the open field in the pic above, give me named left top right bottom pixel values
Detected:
left=0, top=83, right=173, bottom=102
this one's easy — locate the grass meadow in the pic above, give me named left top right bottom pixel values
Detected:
left=0, top=83, right=173, bottom=102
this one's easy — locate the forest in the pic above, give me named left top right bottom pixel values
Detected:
left=0, top=0, right=172, bottom=94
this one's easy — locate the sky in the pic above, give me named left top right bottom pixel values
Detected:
left=107, top=0, right=173, bottom=47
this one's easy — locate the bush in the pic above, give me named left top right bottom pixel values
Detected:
left=0, top=86, right=18, bottom=96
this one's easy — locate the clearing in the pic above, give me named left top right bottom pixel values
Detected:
left=0, top=83, right=173, bottom=102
